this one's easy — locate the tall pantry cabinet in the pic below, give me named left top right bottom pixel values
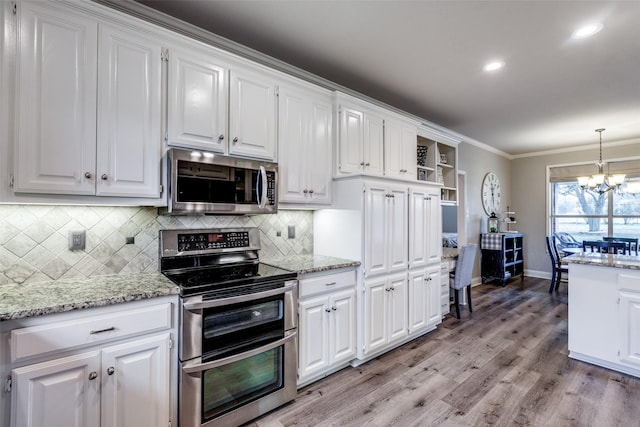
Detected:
left=315, top=176, right=442, bottom=362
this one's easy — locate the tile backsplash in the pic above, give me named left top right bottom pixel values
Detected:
left=0, top=205, right=313, bottom=285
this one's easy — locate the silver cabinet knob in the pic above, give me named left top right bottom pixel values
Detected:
left=233, top=137, right=238, bottom=143
left=101, top=174, right=108, bottom=180
left=360, top=162, right=365, bottom=166
left=303, top=189, right=308, bottom=194
left=325, top=308, right=331, bottom=313
left=218, top=134, right=224, bottom=140
left=309, top=189, right=314, bottom=194
left=331, top=306, right=337, bottom=311
left=88, top=372, right=98, bottom=380
left=365, top=163, right=370, bottom=166
left=107, top=367, right=115, bottom=376
left=84, top=172, right=92, bottom=179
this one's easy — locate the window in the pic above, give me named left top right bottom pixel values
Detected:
left=550, top=160, right=640, bottom=240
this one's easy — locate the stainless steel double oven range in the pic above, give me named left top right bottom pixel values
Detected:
left=160, top=228, right=298, bottom=427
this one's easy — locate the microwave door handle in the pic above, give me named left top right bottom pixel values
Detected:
left=257, top=165, right=268, bottom=209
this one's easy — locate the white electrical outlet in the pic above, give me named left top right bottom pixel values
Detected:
left=69, top=230, right=86, bottom=250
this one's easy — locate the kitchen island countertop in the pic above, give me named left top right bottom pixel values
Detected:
left=564, top=252, right=640, bottom=270
left=0, top=272, right=179, bottom=321
left=263, top=254, right=360, bottom=275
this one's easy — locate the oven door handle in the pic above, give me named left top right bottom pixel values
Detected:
left=182, top=282, right=297, bottom=310
left=182, top=330, right=297, bottom=374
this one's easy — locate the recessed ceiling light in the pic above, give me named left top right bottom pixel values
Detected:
left=483, top=61, right=505, bottom=72
left=572, top=23, right=603, bottom=39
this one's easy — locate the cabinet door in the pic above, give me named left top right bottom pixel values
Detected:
left=101, top=333, right=171, bottom=427
left=426, top=265, right=442, bottom=327
left=167, top=45, right=228, bottom=153
left=408, top=187, right=429, bottom=269
left=298, top=295, right=330, bottom=382
left=12, top=351, right=101, bottom=427
left=278, top=86, right=309, bottom=203
left=96, top=23, right=162, bottom=198
left=363, top=277, right=388, bottom=355
left=363, top=112, right=384, bottom=176
left=408, top=269, right=428, bottom=334
left=364, top=184, right=389, bottom=276
left=619, top=290, right=640, bottom=367
left=228, top=67, right=276, bottom=160
left=383, top=118, right=404, bottom=179
left=425, top=190, right=442, bottom=264
left=337, top=106, right=364, bottom=174
left=401, top=125, right=418, bottom=177
left=329, top=288, right=356, bottom=365
left=305, top=96, right=333, bottom=203
left=15, top=1, right=97, bottom=195
left=387, top=185, right=409, bottom=273
left=278, top=84, right=332, bottom=204
left=388, top=274, right=409, bottom=343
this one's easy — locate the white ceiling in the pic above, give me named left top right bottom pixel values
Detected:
left=134, top=0, right=640, bottom=156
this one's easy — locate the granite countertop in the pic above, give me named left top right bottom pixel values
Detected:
left=564, top=252, right=640, bottom=270
left=0, top=272, right=179, bottom=321
left=263, top=254, right=360, bottom=275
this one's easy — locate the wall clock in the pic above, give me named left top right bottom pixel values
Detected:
left=482, top=172, right=501, bottom=215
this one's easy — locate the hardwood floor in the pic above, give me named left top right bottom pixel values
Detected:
left=248, top=277, right=640, bottom=426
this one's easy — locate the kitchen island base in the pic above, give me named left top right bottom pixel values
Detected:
left=567, top=259, right=640, bottom=379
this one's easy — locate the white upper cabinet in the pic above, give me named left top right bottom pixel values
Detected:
left=96, top=23, right=162, bottom=198
left=167, top=44, right=228, bottom=153
left=228, top=66, right=277, bottom=160
left=15, top=1, right=162, bottom=199
left=15, top=1, right=98, bottom=195
left=409, top=185, right=442, bottom=268
left=278, top=79, right=332, bottom=204
left=384, top=117, right=418, bottom=179
left=335, top=92, right=418, bottom=181
left=166, top=41, right=277, bottom=161
left=336, top=97, right=384, bottom=176
left=363, top=182, right=408, bottom=277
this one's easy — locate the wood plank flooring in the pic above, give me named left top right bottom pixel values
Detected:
left=247, top=277, right=640, bottom=427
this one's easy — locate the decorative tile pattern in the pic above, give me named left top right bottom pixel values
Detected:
left=0, top=205, right=313, bottom=285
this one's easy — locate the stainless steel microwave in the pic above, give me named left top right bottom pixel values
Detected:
left=161, top=148, right=278, bottom=215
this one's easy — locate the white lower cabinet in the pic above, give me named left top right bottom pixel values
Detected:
left=12, top=351, right=101, bottom=427
left=12, top=334, right=169, bottom=427
left=2, top=298, right=176, bottom=427
left=440, top=259, right=456, bottom=317
left=408, top=265, right=441, bottom=335
left=568, top=265, right=640, bottom=378
left=100, top=334, right=171, bottom=427
left=298, top=269, right=357, bottom=387
left=363, top=272, right=408, bottom=356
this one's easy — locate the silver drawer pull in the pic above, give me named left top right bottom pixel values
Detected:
left=325, top=282, right=337, bottom=286
left=88, top=371, right=98, bottom=380
left=90, top=326, right=116, bottom=335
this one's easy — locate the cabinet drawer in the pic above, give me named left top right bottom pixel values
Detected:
left=299, top=270, right=357, bottom=298
left=10, top=303, right=173, bottom=362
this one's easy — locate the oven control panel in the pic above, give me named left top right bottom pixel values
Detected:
left=177, top=231, right=250, bottom=252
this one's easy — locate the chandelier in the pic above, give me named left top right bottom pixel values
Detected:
left=577, top=128, right=625, bottom=194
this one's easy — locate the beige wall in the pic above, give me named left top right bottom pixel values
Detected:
left=458, top=143, right=511, bottom=280
left=512, top=139, right=640, bottom=277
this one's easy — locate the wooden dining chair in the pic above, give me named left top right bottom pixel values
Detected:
left=546, top=236, right=568, bottom=293
left=603, top=237, right=638, bottom=256
left=582, top=240, right=627, bottom=255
